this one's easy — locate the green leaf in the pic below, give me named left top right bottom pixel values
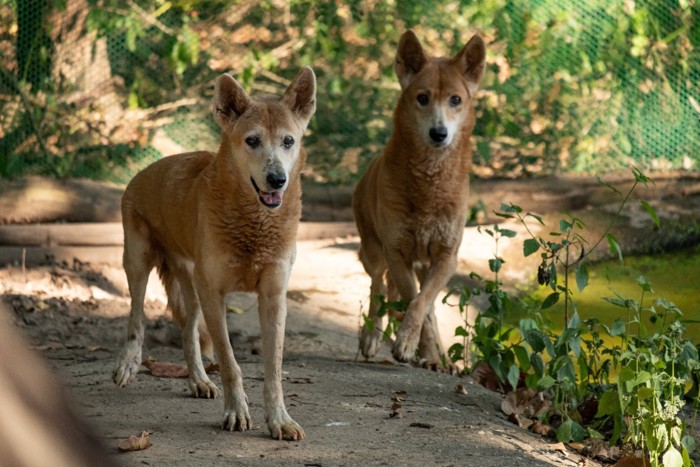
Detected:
left=489, top=258, right=504, bottom=273
left=499, top=229, right=517, bottom=238
left=556, top=419, right=573, bottom=443
left=606, top=233, right=623, bottom=263
left=523, top=238, right=540, bottom=257
left=499, top=203, right=523, bottom=213
left=576, top=262, right=589, bottom=292
left=455, top=326, right=469, bottom=337
left=597, top=176, right=622, bottom=195
left=526, top=212, right=544, bottom=225
left=507, top=364, right=520, bottom=390
left=536, top=374, right=556, bottom=390
left=596, top=391, right=621, bottom=417
left=541, top=292, right=560, bottom=310
left=559, top=219, right=573, bottom=232
left=513, top=345, right=531, bottom=371
left=640, top=200, right=661, bottom=228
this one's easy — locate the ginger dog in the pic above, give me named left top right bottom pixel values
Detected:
left=353, top=30, right=485, bottom=367
left=113, top=67, right=316, bottom=440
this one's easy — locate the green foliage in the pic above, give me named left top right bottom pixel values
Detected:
left=446, top=169, right=699, bottom=462
left=2, top=1, right=699, bottom=181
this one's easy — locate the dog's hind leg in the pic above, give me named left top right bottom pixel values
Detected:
left=170, top=263, right=220, bottom=399
left=113, top=222, right=154, bottom=387
left=358, top=240, right=388, bottom=358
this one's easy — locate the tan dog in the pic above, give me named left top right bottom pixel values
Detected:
left=112, top=67, right=316, bottom=440
left=353, top=30, right=485, bottom=366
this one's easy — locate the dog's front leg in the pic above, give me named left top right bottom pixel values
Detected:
left=258, top=261, right=304, bottom=441
left=392, top=252, right=458, bottom=363
left=195, top=272, right=251, bottom=432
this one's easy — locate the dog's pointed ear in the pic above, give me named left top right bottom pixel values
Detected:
left=211, top=73, right=251, bottom=129
left=395, top=29, right=426, bottom=89
left=282, top=67, right=316, bottom=130
left=453, top=34, right=486, bottom=97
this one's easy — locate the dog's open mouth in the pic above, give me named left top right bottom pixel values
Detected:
left=250, top=177, right=283, bottom=208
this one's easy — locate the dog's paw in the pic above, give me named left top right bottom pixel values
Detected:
left=221, top=407, right=252, bottom=432
left=188, top=376, right=220, bottom=399
left=268, top=413, right=305, bottom=441
left=112, top=343, right=142, bottom=387
left=417, top=358, right=462, bottom=375
left=392, top=328, right=419, bottom=363
left=359, top=325, right=383, bottom=358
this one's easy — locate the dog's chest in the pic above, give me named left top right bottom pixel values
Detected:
left=401, top=219, right=457, bottom=263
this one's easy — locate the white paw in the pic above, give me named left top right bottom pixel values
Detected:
left=392, top=326, right=419, bottom=363
left=112, top=341, right=142, bottom=387
left=188, top=376, right=220, bottom=399
left=360, top=325, right=383, bottom=358
left=221, top=403, right=252, bottom=432
left=268, top=410, right=305, bottom=441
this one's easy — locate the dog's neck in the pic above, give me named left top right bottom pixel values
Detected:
left=204, top=141, right=305, bottom=257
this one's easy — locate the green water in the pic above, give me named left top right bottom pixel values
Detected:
left=525, top=245, right=700, bottom=341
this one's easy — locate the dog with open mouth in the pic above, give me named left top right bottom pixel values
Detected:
left=113, top=67, right=316, bottom=441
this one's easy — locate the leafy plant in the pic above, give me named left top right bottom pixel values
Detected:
left=445, top=169, right=700, bottom=461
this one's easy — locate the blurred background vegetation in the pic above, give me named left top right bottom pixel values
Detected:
left=1, top=0, right=698, bottom=184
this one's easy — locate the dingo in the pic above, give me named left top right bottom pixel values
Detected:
left=353, top=30, right=485, bottom=367
left=112, top=67, right=316, bottom=441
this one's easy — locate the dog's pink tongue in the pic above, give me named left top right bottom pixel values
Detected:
left=261, top=190, right=283, bottom=205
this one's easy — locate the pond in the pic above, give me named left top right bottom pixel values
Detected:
left=524, top=244, right=700, bottom=341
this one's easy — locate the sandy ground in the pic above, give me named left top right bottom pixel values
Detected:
left=0, top=237, right=598, bottom=466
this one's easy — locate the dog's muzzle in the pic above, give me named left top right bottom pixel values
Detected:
left=251, top=177, right=284, bottom=208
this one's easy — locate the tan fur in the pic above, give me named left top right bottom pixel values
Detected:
left=353, top=30, right=486, bottom=366
left=113, top=67, right=316, bottom=441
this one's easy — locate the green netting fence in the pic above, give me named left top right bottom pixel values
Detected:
left=1, top=0, right=698, bottom=184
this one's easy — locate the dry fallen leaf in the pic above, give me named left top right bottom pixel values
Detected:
left=117, top=431, right=152, bottom=452
left=530, top=420, right=554, bottom=437
left=613, top=456, right=650, bottom=467
left=548, top=442, right=568, bottom=454
left=142, top=359, right=218, bottom=378
left=409, top=422, right=433, bottom=429
left=142, top=359, right=188, bottom=378
left=454, top=383, right=468, bottom=395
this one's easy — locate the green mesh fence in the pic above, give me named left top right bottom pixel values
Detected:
left=1, top=0, right=698, bottom=184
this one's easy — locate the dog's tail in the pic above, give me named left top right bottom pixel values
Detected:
left=157, top=261, right=214, bottom=361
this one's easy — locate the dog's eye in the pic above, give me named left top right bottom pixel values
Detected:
left=283, top=135, right=294, bottom=149
left=245, top=136, right=261, bottom=149
left=450, top=95, right=462, bottom=107
left=416, top=93, right=429, bottom=106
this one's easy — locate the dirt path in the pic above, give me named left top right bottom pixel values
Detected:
left=0, top=238, right=597, bottom=467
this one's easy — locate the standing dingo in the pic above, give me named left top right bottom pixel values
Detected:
left=113, top=67, right=316, bottom=440
left=353, top=30, right=485, bottom=368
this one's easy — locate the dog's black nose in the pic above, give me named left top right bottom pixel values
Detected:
left=266, top=172, right=286, bottom=189
left=429, top=126, right=448, bottom=143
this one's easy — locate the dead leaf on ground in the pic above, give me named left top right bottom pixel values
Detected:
left=389, top=402, right=404, bottom=419
left=470, top=361, right=501, bottom=391
left=548, top=442, right=568, bottom=454
left=289, top=377, right=313, bottom=384
left=501, top=387, right=551, bottom=419
left=392, top=390, right=407, bottom=402
left=530, top=420, right=554, bottom=437
left=142, top=359, right=218, bottom=378
left=117, top=431, right=152, bottom=452
left=613, top=456, right=650, bottom=467
left=454, top=383, right=468, bottom=395
left=409, top=422, right=433, bottom=429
